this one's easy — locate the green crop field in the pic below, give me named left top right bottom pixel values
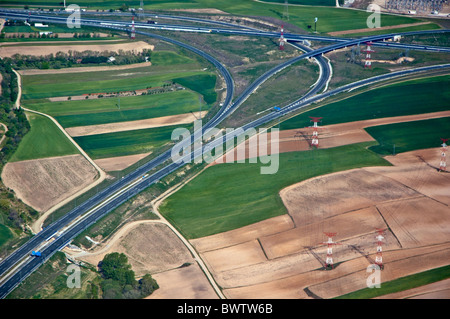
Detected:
left=21, top=70, right=215, bottom=100
left=151, top=50, right=196, bottom=66
left=173, top=73, right=217, bottom=105
left=159, top=142, right=389, bottom=239
left=24, top=90, right=206, bottom=128
left=73, top=123, right=191, bottom=159
left=10, top=112, right=79, bottom=162
left=366, top=117, right=450, bottom=155
left=335, top=265, right=450, bottom=299
left=2, top=24, right=97, bottom=34
left=281, top=75, right=450, bottom=130
left=341, top=22, right=441, bottom=38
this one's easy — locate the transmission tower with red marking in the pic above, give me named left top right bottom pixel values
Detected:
left=322, top=232, right=341, bottom=270
left=279, top=25, right=286, bottom=50
left=363, top=41, right=375, bottom=68
left=440, top=138, right=448, bottom=171
left=309, top=117, right=323, bottom=148
left=375, top=229, right=385, bottom=270
left=131, top=16, right=136, bottom=40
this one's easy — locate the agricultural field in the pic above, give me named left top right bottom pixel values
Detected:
left=21, top=69, right=209, bottom=100
left=19, top=47, right=218, bottom=166
left=280, top=74, right=450, bottom=130
left=366, top=116, right=450, bottom=155
left=157, top=72, right=450, bottom=298
left=73, top=123, right=191, bottom=159
left=26, top=90, right=206, bottom=128
left=159, top=142, right=390, bottom=239
left=9, top=112, right=78, bottom=162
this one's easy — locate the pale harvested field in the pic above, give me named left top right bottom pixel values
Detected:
left=191, top=215, right=294, bottom=252
left=212, top=110, right=450, bottom=164
left=193, top=146, right=450, bottom=298
left=66, top=111, right=207, bottom=137
left=94, top=152, right=151, bottom=172
left=18, top=61, right=152, bottom=75
left=73, top=220, right=218, bottom=299
left=308, top=244, right=450, bottom=299
left=0, top=41, right=154, bottom=57
left=1, top=154, right=98, bottom=212
left=366, top=147, right=450, bottom=205
left=78, top=222, right=194, bottom=277
left=223, top=243, right=450, bottom=299
left=148, top=264, right=219, bottom=299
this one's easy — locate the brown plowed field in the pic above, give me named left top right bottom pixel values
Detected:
left=211, top=110, right=450, bottom=165
left=66, top=112, right=207, bottom=137
left=94, top=152, right=151, bottom=172
left=0, top=41, right=154, bottom=57
left=74, top=221, right=218, bottom=299
left=193, top=146, right=450, bottom=298
left=79, top=222, right=195, bottom=277
left=1, top=154, right=98, bottom=212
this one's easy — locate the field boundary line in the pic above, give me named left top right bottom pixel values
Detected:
left=150, top=166, right=226, bottom=299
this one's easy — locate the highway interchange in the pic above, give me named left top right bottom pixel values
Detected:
left=0, top=8, right=449, bottom=299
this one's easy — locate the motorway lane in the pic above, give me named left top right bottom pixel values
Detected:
left=0, top=8, right=259, bottom=31
left=1, top=10, right=450, bottom=54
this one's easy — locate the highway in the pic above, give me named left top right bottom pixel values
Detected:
left=2, top=9, right=450, bottom=54
left=0, top=9, right=449, bottom=298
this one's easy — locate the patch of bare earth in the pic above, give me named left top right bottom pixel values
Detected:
left=148, top=265, right=218, bottom=299
left=94, top=152, right=151, bottom=172
left=1, top=154, right=98, bottom=212
left=79, top=223, right=194, bottom=275
left=212, top=110, right=450, bottom=165
left=66, top=111, right=207, bottom=137
left=328, top=22, right=432, bottom=36
left=75, top=221, right=218, bottom=299
left=0, top=41, right=154, bottom=57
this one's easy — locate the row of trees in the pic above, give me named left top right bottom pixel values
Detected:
left=0, top=58, right=35, bottom=238
left=0, top=33, right=59, bottom=39
left=0, top=58, right=29, bottom=168
left=9, top=49, right=152, bottom=70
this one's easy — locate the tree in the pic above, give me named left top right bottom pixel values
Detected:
left=139, top=274, right=159, bottom=296
left=97, top=252, right=158, bottom=299
left=98, top=252, right=136, bottom=285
